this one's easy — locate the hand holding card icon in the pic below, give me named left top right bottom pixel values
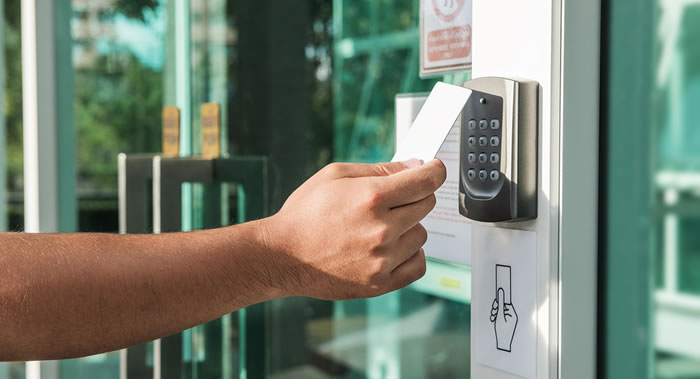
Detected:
left=490, top=264, right=518, bottom=352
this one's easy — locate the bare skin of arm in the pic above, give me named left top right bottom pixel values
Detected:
left=0, top=159, right=446, bottom=362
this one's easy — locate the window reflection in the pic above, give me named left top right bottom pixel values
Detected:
left=60, top=0, right=168, bottom=376
left=654, top=2, right=700, bottom=377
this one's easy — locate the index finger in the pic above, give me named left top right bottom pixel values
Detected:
left=324, top=159, right=424, bottom=179
left=375, top=159, right=446, bottom=208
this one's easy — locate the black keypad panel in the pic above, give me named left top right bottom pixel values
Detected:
left=460, top=90, right=504, bottom=198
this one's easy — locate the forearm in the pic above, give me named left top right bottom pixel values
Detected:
left=0, top=159, right=446, bottom=362
left=0, top=220, right=279, bottom=361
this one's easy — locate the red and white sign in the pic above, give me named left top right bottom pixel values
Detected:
left=420, top=0, right=473, bottom=76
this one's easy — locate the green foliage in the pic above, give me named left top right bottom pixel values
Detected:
left=307, top=0, right=334, bottom=170
left=74, top=53, right=163, bottom=190
left=4, top=0, right=23, bottom=191
left=115, top=0, right=159, bottom=22
left=2, top=0, right=163, bottom=193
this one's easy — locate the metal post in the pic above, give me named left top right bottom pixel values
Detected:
left=21, top=0, right=75, bottom=235
left=22, top=0, right=75, bottom=377
left=214, top=157, right=268, bottom=379
left=153, top=157, right=216, bottom=379
left=175, top=0, right=194, bottom=235
left=118, top=154, right=157, bottom=379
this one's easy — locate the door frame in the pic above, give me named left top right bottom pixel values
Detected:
left=470, top=0, right=600, bottom=377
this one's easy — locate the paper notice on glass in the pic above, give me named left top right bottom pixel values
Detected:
left=420, top=0, right=473, bottom=76
left=394, top=82, right=472, bottom=265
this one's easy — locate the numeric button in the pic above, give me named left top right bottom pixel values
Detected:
left=479, top=119, right=488, bottom=130
left=479, top=153, right=488, bottom=164
left=479, top=170, right=488, bottom=181
left=467, top=169, right=476, bottom=181
left=490, top=170, right=500, bottom=181
left=490, top=119, right=500, bottom=130
left=490, top=153, right=500, bottom=164
left=479, top=136, right=488, bottom=147
left=490, top=136, right=500, bottom=147
left=467, top=153, right=476, bottom=164
left=468, top=136, right=476, bottom=147
left=468, top=119, right=477, bottom=130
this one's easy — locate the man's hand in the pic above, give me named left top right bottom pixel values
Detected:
left=263, top=159, right=446, bottom=300
left=0, top=159, right=446, bottom=361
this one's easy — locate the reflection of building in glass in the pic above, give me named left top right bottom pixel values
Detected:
left=71, top=0, right=117, bottom=69
left=71, top=0, right=166, bottom=70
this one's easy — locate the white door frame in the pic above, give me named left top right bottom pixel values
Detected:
left=470, top=0, right=600, bottom=377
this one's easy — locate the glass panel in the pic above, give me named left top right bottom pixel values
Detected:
left=0, top=363, right=24, bottom=379
left=654, top=2, right=700, bottom=377
left=181, top=0, right=471, bottom=378
left=72, top=0, right=166, bottom=233
left=61, top=0, right=169, bottom=377
left=60, top=354, right=120, bottom=379
left=334, top=0, right=436, bottom=163
left=264, top=0, right=470, bottom=378
left=605, top=0, right=700, bottom=377
left=679, top=216, right=700, bottom=295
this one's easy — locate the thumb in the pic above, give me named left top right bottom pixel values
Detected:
left=497, top=288, right=506, bottom=320
left=333, top=160, right=424, bottom=179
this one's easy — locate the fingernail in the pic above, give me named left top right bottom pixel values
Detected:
left=401, top=159, right=424, bottom=169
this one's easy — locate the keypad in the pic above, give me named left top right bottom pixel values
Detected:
left=461, top=91, right=504, bottom=194
left=463, top=119, right=502, bottom=182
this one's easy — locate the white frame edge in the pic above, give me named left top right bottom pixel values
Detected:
left=558, top=0, right=600, bottom=377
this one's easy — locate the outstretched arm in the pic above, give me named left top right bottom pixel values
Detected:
left=0, top=159, right=446, bottom=361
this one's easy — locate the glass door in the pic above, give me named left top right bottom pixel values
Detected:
left=602, top=0, right=700, bottom=377
left=176, top=0, right=474, bottom=378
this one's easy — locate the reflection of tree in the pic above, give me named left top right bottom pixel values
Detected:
left=307, top=0, right=334, bottom=169
left=115, top=0, right=159, bottom=22
left=74, top=1, right=164, bottom=191
left=4, top=0, right=23, bottom=192
left=3, top=1, right=163, bottom=194
left=74, top=53, right=163, bottom=190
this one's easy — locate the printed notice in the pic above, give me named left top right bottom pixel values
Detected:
left=420, top=0, right=473, bottom=76
left=394, top=84, right=472, bottom=265
left=423, top=120, right=472, bottom=265
left=472, top=225, right=537, bottom=379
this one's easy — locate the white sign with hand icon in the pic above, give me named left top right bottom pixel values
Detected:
left=472, top=225, right=537, bottom=379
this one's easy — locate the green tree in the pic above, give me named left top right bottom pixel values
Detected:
left=74, top=52, right=163, bottom=191
left=4, top=0, right=23, bottom=192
